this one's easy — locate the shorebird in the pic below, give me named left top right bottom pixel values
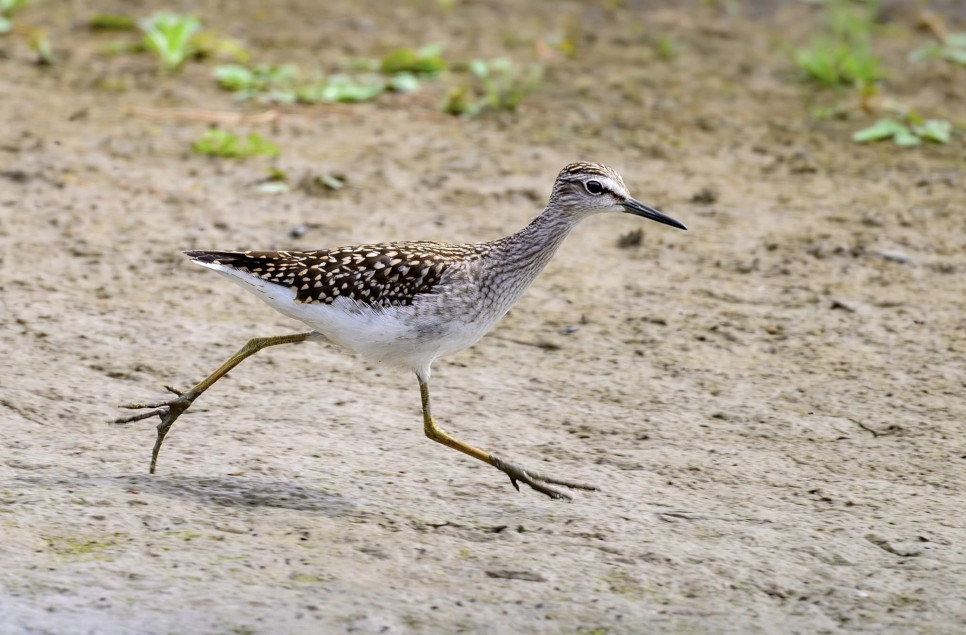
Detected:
left=117, top=162, right=686, bottom=499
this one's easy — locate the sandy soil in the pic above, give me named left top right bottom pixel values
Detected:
left=2, top=1, right=965, bottom=633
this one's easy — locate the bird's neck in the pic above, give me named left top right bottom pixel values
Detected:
left=488, top=207, right=578, bottom=283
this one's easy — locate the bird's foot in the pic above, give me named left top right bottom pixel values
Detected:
left=489, top=455, right=597, bottom=501
left=114, top=385, right=195, bottom=473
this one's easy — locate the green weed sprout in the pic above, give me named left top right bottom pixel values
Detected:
left=193, top=129, right=279, bottom=158
left=189, top=31, right=249, bottom=64
left=214, top=64, right=299, bottom=101
left=910, top=33, right=966, bottom=67
left=380, top=44, right=446, bottom=75
left=214, top=64, right=407, bottom=105
left=443, top=59, right=542, bottom=117
left=140, top=11, right=201, bottom=71
left=654, top=36, right=680, bottom=61
left=794, top=0, right=883, bottom=88
left=853, top=118, right=953, bottom=147
left=28, top=28, right=53, bottom=65
left=297, top=75, right=385, bottom=103
left=89, top=14, right=137, bottom=31
left=0, top=0, right=29, bottom=34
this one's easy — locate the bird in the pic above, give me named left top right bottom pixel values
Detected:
left=116, top=162, right=687, bottom=500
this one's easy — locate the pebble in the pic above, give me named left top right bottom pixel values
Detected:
left=878, top=249, right=911, bottom=264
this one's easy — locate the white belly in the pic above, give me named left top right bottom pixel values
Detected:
left=203, top=263, right=497, bottom=371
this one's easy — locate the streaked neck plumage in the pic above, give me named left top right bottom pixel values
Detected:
left=479, top=205, right=581, bottom=308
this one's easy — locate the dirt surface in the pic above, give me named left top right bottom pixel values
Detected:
left=2, top=1, right=965, bottom=633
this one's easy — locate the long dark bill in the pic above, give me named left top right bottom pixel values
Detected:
left=622, top=198, right=687, bottom=230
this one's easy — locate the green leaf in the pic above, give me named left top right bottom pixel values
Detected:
left=441, top=86, right=482, bottom=117
left=0, top=16, right=11, bottom=34
left=213, top=65, right=254, bottom=90
left=387, top=72, right=420, bottom=93
left=0, top=0, right=29, bottom=13
left=140, top=12, right=202, bottom=70
left=256, top=181, right=289, bottom=194
left=380, top=47, right=445, bottom=75
left=942, top=48, right=966, bottom=66
left=89, top=14, right=136, bottom=30
left=909, top=42, right=940, bottom=62
left=381, top=49, right=418, bottom=74
left=945, top=33, right=966, bottom=47
left=265, top=167, right=287, bottom=181
left=913, top=119, right=952, bottom=144
left=319, top=175, right=344, bottom=190
left=189, top=32, right=249, bottom=63
left=310, top=76, right=384, bottom=103
left=852, top=119, right=905, bottom=143
left=192, top=129, right=279, bottom=158
left=468, top=59, right=488, bottom=78
left=891, top=128, right=919, bottom=147
left=243, top=133, right=279, bottom=157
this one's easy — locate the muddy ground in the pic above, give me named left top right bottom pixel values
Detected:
left=1, top=1, right=965, bottom=633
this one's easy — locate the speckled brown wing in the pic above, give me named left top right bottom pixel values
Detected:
left=185, top=241, right=488, bottom=308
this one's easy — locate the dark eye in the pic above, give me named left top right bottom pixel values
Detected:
left=585, top=180, right=603, bottom=195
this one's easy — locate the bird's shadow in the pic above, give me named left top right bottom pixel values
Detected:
left=10, top=472, right=357, bottom=517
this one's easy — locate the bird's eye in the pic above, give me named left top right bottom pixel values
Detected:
left=585, top=180, right=604, bottom=195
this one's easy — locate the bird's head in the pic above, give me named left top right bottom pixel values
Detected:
left=548, top=162, right=687, bottom=230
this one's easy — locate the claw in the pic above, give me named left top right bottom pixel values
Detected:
left=110, top=392, right=193, bottom=472
left=489, top=454, right=593, bottom=500
left=114, top=408, right=166, bottom=425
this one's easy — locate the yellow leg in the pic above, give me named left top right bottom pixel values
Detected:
left=418, top=379, right=597, bottom=500
left=116, top=332, right=313, bottom=473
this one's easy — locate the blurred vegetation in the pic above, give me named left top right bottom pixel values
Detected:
left=140, top=12, right=201, bottom=71
left=27, top=27, right=52, bottom=64
left=854, top=116, right=952, bottom=146
left=193, top=129, right=279, bottom=158
left=787, top=0, right=961, bottom=147
left=89, top=14, right=136, bottom=31
left=0, top=0, right=29, bottom=34
left=794, top=0, right=883, bottom=89
left=3, top=1, right=960, bottom=152
left=442, top=59, right=543, bottom=117
left=379, top=44, right=446, bottom=75
left=910, top=32, right=966, bottom=67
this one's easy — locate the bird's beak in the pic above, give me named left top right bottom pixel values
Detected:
left=622, top=198, right=687, bottom=230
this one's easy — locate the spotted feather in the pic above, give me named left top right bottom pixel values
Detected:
left=185, top=242, right=490, bottom=308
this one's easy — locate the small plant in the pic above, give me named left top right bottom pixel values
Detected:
left=214, top=63, right=416, bottom=105
left=89, top=14, right=136, bottom=31
left=139, top=11, right=201, bottom=71
left=795, top=43, right=883, bottom=87
left=442, top=59, right=542, bottom=117
left=910, top=33, right=966, bottom=67
left=380, top=44, right=446, bottom=75
left=189, top=31, right=249, bottom=64
left=28, top=28, right=53, bottom=65
left=296, top=75, right=386, bottom=103
left=794, top=0, right=883, bottom=89
left=0, top=0, right=29, bottom=34
left=853, top=117, right=953, bottom=147
left=654, top=36, right=680, bottom=61
left=254, top=167, right=290, bottom=194
left=385, top=72, right=420, bottom=93
left=192, top=129, right=279, bottom=158
left=214, top=63, right=299, bottom=100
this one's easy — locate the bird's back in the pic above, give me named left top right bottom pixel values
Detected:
left=186, top=241, right=490, bottom=307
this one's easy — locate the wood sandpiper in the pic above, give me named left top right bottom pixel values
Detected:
left=117, top=162, right=687, bottom=500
